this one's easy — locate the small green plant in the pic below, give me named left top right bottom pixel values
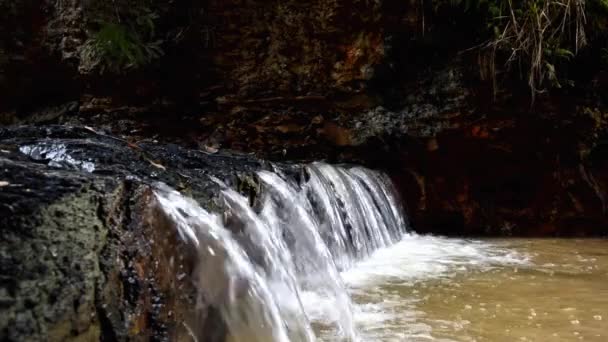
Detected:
left=80, top=22, right=163, bottom=74
left=79, top=4, right=163, bottom=74
left=487, top=0, right=585, bottom=99
left=432, top=0, right=589, bottom=100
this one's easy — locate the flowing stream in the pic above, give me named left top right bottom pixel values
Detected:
left=153, top=162, right=608, bottom=341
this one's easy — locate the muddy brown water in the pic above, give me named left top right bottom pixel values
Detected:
left=313, top=237, right=608, bottom=341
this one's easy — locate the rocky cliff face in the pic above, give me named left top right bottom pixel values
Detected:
left=389, top=105, right=608, bottom=236
left=0, top=1, right=607, bottom=336
left=0, top=0, right=607, bottom=236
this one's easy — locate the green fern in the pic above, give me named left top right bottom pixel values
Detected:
left=79, top=4, right=163, bottom=74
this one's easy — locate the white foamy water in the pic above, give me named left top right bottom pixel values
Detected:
left=304, top=234, right=530, bottom=341
left=153, top=162, right=412, bottom=341
left=343, top=234, right=529, bottom=287
left=154, top=184, right=294, bottom=342
left=152, top=162, right=538, bottom=342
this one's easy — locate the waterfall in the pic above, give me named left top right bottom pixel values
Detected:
left=153, top=162, right=409, bottom=341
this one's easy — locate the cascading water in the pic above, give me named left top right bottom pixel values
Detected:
left=305, top=163, right=406, bottom=267
left=154, top=185, right=294, bottom=342
left=153, top=162, right=409, bottom=341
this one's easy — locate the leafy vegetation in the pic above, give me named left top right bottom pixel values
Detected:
left=432, top=0, right=602, bottom=100
left=79, top=2, right=163, bottom=74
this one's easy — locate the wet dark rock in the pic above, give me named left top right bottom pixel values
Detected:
left=349, top=64, right=470, bottom=145
left=0, top=125, right=278, bottom=341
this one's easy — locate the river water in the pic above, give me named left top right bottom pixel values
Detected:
left=318, top=237, right=608, bottom=341
left=154, top=163, right=607, bottom=342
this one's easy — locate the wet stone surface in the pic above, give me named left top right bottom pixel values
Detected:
left=0, top=125, right=277, bottom=341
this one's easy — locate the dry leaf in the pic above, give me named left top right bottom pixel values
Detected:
left=147, top=159, right=166, bottom=170
left=84, top=126, right=97, bottom=133
left=201, top=143, right=219, bottom=154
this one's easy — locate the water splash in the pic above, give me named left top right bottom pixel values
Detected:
left=305, top=163, right=407, bottom=267
left=153, top=162, right=409, bottom=341
left=220, top=186, right=316, bottom=341
left=257, top=170, right=358, bottom=339
left=20, top=143, right=96, bottom=172
left=154, top=185, right=292, bottom=342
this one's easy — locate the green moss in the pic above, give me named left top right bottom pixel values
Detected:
left=79, top=2, right=163, bottom=74
left=80, top=22, right=162, bottom=74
